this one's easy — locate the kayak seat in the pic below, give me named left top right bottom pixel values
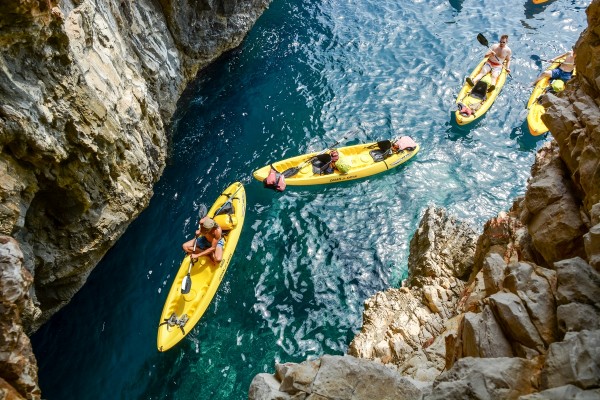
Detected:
left=470, top=80, right=488, bottom=101
left=312, top=154, right=333, bottom=174
left=369, top=140, right=392, bottom=162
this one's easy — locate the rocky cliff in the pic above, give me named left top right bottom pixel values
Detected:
left=248, top=1, right=600, bottom=398
left=0, top=0, right=268, bottom=398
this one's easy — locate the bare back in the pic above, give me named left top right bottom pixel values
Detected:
left=559, top=51, right=575, bottom=72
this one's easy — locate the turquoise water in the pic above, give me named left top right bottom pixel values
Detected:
left=32, top=0, right=590, bottom=398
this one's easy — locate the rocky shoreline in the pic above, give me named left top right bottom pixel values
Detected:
left=1, top=1, right=598, bottom=399
left=249, top=1, right=600, bottom=398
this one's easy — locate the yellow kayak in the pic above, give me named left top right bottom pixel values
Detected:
left=455, top=57, right=508, bottom=125
left=526, top=54, right=574, bottom=136
left=253, top=140, right=419, bottom=186
left=157, top=182, right=246, bottom=352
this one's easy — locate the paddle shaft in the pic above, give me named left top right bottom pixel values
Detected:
left=212, top=184, right=243, bottom=217
left=300, top=138, right=345, bottom=169
left=181, top=205, right=209, bottom=294
left=282, top=131, right=357, bottom=178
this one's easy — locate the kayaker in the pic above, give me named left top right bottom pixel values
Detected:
left=322, top=150, right=351, bottom=174
left=533, top=49, right=576, bottom=85
left=320, top=150, right=339, bottom=174
left=466, top=34, right=512, bottom=93
left=182, top=217, right=224, bottom=263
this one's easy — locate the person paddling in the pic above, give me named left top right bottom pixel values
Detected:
left=182, top=217, right=224, bottom=263
left=533, top=48, right=575, bottom=85
left=467, top=34, right=512, bottom=93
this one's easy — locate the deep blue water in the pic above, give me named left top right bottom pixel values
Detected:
left=31, top=0, right=590, bottom=398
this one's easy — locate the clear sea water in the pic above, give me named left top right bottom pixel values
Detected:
left=31, top=0, right=591, bottom=398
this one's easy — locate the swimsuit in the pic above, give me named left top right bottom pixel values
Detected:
left=196, top=236, right=225, bottom=249
left=550, top=68, right=573, bottom=81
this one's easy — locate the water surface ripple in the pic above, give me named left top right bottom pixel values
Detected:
left=32, top=0, right=590, bottom=398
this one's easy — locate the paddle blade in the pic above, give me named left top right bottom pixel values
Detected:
left=282, top=167, right=301, bottom=178
left=477, top=33, right=489, bottom=47
left=198, top=204, right=208, bottom=219
left=518, top=107, right=530, bottom=121
left=181, top=273, right=191, bottom=294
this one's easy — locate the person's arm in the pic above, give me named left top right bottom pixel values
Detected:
left=191, top=232, right=220, bottom=259
left=485, top=44, right=498, bottom=59
left=505, top=51, right=511, bottom=72
left=191, top=242, right=216, bottom=259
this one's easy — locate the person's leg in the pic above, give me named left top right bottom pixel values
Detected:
left=183, top=237, right=208, bottom=254
left=534, top=70, right=552, bottom=85
left=212, top=240, right=224, bottom=263
left=182, top=238, right=196, bottom=253
left=491, top=68, right=501, bottom=86
left=468, top=63, right=491, bottom=86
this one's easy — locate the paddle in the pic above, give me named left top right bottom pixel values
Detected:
left=476, top=33, right=489, bottom=47
left=476, top=33, right=512, bottom=78
left=181, top=204, right=208, bottom=295
left=213, top=184, right=244, bottom=217
left=281, top=131, right=355, bottom=178
left=518, top=102, right=534, bottom=121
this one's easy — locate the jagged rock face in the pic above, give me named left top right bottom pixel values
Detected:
left=0, top=236, right=40, bottom=400
left=543, top=0, right=600, bottom=218
left=249, top=355, right=426, bottom=400
left=408, top=207, right=477, bottom=284
left=347, top=206, right=477, bottom=380
left=0, top=0, right=269, bottom=332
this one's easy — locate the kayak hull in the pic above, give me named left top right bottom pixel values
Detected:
left=455, top=57, right=508, bottom=125
left=526, top=54, right=573, bottom=136
left=157, top=182, right=246, bottom=352
left=252, top=142, right=419, bottom=186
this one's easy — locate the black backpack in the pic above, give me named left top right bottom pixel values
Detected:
left=470, top=80, right=488, bottom=100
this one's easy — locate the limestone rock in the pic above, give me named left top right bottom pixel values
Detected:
left=524, top=145, right=587, bottom=266
left=542, top=330, right=600, bottom=390
left=461, top=307, right=514, bottom=359
left=482, top=253, right=507, bottom=296
left=408, top=206, right=477, bottom=285
left=555, top=257, right=600, bottom=307
left=248, top=373, right=295, bottom=400
left=248, top=355, right=425, bottom=400
left=0, top=237, right=40, bottom=400
left=489, top=292, right=545, bottom=356
left=428, top=357, right=538, bottom=400
left=584, top=223, right=600, bottom=270
left=519, top=384, right=600, bottom=400
left=557, top=303, right=600, bottom=337
left=503, top=262, right=557, bottom=345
